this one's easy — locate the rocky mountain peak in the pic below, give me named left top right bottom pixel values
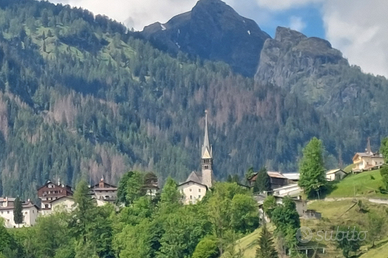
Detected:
left=274, top=26, right=307, bottom=45
left=141, top=0, right=270, bottom=77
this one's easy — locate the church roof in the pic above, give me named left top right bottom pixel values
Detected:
left=186, top=171, right=202, bottom=184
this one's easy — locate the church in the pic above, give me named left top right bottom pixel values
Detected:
left=178, top=111, right=215, bottom=204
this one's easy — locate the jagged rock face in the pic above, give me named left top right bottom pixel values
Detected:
left=141, top=0, right=270, bottom=77
left=256, top=27, right=347, bottom=91
left=255, top=27, right=351, bottom=109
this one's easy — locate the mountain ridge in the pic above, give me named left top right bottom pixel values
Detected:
left=141, top=0, right=270, bottom=77
left=0, top=0, right=336, bottom=199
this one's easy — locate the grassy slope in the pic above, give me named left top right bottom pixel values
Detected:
left=328, top=170, right=387, bottom=199
left=343, top=164, right=355, bottom=173
left=306, top=200, right=388, bottom=257
left=235, top=228, right=261, bottom=258
left=360, top=241, right=388, bottom=258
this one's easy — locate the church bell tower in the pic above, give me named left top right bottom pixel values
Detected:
left=201, top=110, right=214, bottom=188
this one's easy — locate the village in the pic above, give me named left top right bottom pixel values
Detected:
left=1, top=113, right=385, bottom=229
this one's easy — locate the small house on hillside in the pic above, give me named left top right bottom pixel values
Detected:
left=248, top=171, right=288, bottom=189
left=353, top=152, right=384, bottom=172
left=352, top=138, right=385, bottom=172
left=90, top=178, right=117, bottom=206
left=0, top=197, right=39, bottom=228
left=326, top=169, right=347, bottom=181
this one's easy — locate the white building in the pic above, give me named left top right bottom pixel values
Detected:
left=352, top=139, right=385, bottom=172
left=326, top=169, right=347, bottom=181
left=51, top=196, right=75, bottom=213
left=179, top=174, right=208, bottom=204
left=178, top=111, right=214, bottom=205
left=0, top=197, right=39, bottom=228
left=90, top=178, right=117, bottom=206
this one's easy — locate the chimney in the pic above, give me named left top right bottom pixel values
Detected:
left=99, top=178, right=104, bottom=188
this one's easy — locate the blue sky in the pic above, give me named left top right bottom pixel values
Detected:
left=259, top=5, right=325, bottom=38
left=229, top=1, right=325, bottom=39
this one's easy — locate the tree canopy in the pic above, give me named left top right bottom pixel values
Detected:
left=298, top=137, right=327, bottom=199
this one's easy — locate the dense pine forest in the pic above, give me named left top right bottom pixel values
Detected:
left=2, top=0, right=388, bottom=257
left=0, top=0, right=337, bottom=199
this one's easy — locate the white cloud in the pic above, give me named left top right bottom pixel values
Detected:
left=49, top=0, right=197, bottom=30
left=255, top=0, right=322, bottom=11
left=322, top=0, right=388, bottom=77
left=289, top=16, right=306, bottom=31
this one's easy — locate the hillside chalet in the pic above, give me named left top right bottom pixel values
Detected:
left=37, top=180, right=73, bottom=215
left=352, top=139, right=384, bottom=172
left=90, top=178, right=118, bottom=206
left=248, top=171, right=289, bottom=189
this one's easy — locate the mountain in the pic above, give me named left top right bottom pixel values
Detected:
left=141, top=0, right=270, bottom=77
left=255, top=27, right=388, bottom=154
left=0, top=0, right=335, bottom=200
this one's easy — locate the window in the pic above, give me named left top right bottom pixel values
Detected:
left=198, top=195, right=201, bottom=198
left=189, top=188, right=192, bottom=192
left=204, top=165, right=209, bottom=169
left=198, top=189, right=201, bottom=192
left=190, top=195, right=192, bottom=199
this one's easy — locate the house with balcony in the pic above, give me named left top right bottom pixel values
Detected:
left=37, top=180, right=73, bottom=215
left=90, top=178, right=117, bottom=206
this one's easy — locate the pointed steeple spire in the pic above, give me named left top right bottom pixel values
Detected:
left=366, top=137, right=372, bottom=154
left=202, top=110, right=212, bottom=159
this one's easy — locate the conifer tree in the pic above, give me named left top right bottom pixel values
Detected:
left=254, top=167, right=271, bottom=193
left=13, top=197, right=23, bottom=227
left=256, top=224, right=278, bottom=258
left=298, top=137, right=327, bottom=199
left=73, top=180, right=95, bottom=242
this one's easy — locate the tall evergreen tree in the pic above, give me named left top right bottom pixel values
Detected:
left=73, top=180, right=95, bottom=242
left=254, top=167, right=271, bottom=193
left=13, top=197, right=23, bottom=226
left=380, top=165, right=388, bottom=190
left=256, top=224, right=278, bottom=258
left=380, top=137, right=388, bottom=163
left=298, top=137, right=327, bottom=199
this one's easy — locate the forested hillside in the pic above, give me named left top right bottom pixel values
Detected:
left=0, top=0, right=335, bottom=199
left=255, top=26, right=388, bottom=156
